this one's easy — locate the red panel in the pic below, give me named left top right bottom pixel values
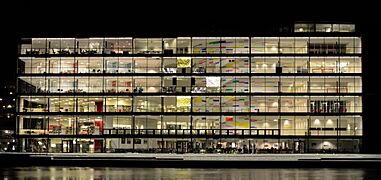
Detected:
left=226, top=117, right=234, bottom=122
left=94, top=140, right=103, bottom=153
left=95, top=101, right=103, bottom=112
left=95, top=119, right=103, bottom=131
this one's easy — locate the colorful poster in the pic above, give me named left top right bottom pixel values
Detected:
left=250, top=118, right=257, bottom=128
left=236, top=116, right=250, bottom=128
left=225, top=117, right=233, bottom=122
left=177, top=57, right=191, bottom=67
left=206, top=77, right=220, bottom=87
left=177, top=96, right=191, bottom=107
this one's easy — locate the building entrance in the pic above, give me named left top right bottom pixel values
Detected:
left=176, top=141, right=189, bottom=153
left=294, top=140, right=305, bottom=153
left=62, top=140, right=74, bottom=153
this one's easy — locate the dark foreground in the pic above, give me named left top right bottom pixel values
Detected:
left=1, top=153, right=381, bottom=168
left=1, top=167, right=381, bottom=179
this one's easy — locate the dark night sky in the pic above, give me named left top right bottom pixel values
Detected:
left=3, top=1, right=381, bottom=152
left=4, top=2, right=379, bottom=79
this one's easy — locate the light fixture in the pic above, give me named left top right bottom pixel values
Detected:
left=314, top=119, right=321, bottom=125
left=263, top=122, right=269, bottom=127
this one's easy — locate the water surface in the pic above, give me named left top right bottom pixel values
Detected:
left=1, top=167, right=381, bottom=179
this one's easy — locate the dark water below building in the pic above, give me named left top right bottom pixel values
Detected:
left=1, top=167, right=381, bottom=179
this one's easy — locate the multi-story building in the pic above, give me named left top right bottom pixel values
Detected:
left=16, top=23, right=362, bottom=153
left=0, top=84, right=16, bottom=151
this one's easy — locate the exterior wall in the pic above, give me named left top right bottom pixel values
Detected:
left=16, top=32, right=362, bottom=153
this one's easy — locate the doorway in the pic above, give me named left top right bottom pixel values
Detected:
left=62, top=140, right=74, bottom=153
left=176, top=141, right=189, bottom=153
left=294, top=140, right=305, bottom=153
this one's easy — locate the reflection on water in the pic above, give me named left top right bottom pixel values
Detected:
left=0, top=167, right=381, bottom=180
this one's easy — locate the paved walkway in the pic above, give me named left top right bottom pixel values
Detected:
left=1, top=152, right=381, bottom=167
left=4, top=152, right=379, bottom=161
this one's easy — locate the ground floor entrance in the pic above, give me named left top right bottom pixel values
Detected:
left=18, top=138, right=361, bottom=153
left=62, top=140, right=74, bottom=153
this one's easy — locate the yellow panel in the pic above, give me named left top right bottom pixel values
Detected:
left=177, top=96, right=191, bottom=106
left=177, top=57, right=191, bottom=67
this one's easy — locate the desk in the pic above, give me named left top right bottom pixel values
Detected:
left=311, top=67, right=335, bottom=73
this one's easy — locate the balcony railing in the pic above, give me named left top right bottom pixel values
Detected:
left=102, top=128, right=280, bottom=136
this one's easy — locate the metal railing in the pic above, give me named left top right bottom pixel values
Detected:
left=102, top=128, right=280, bottom=136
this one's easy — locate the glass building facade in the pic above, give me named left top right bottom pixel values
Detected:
left=16, top=23, right=362, bottom=153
